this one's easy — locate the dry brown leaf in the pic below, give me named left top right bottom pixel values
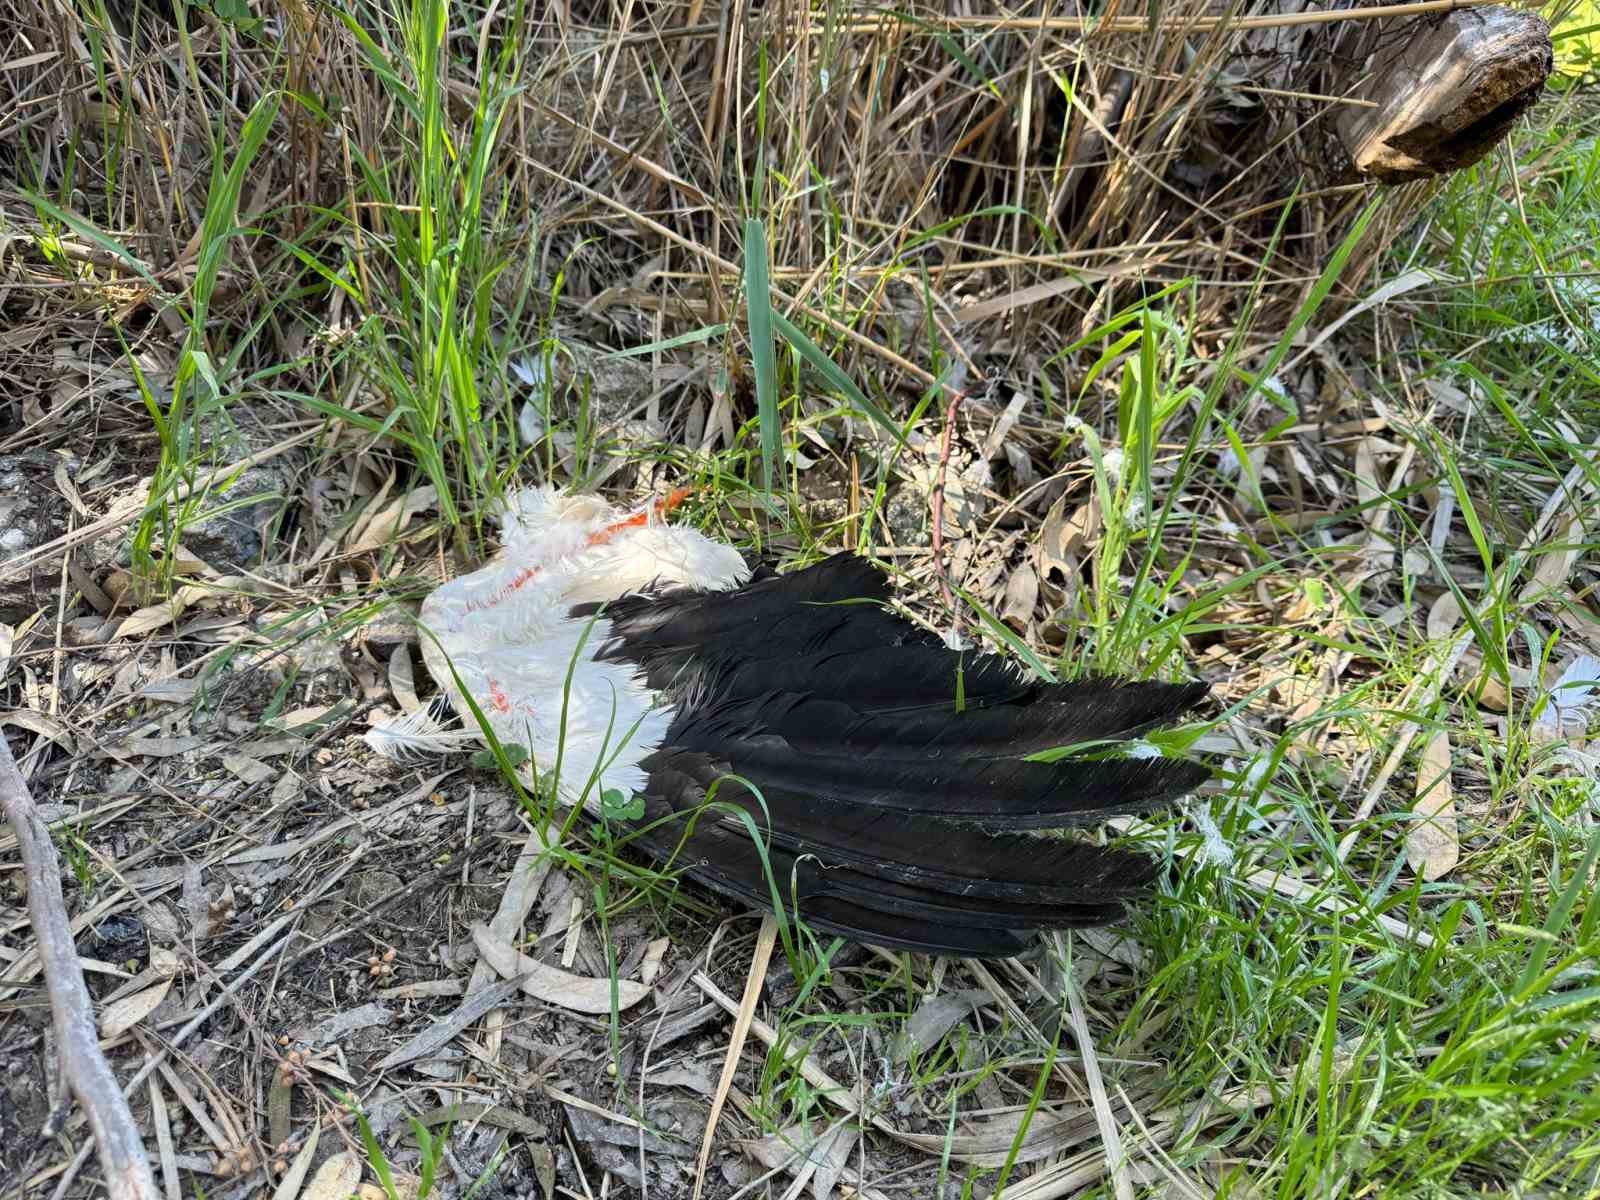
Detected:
left=342, top=472, right=396, bottom=552
left=0, top=708, right=75, bottom=751
left=740, top=1123, right=857, bottom=1200
left=1001, top=564, right=1039, bottom=632
left=152, top=542, right=217, bottom=578
left=388, top=643, right=420, bottom=713
left=137, top=677, right=202, bottom=703
left=1457, top=650, right=1544, bottom=711
left=979, top=390, right=1029, bottom=460
left=279, top=705, right=331, bottom=729
left=114, top=598, right=193, bottom=640
left=1426, top=592, right=1463, bottom=641
left=1038, top=492, right=1099, bottom=586
left=1522, top=513, right=1583, bottom=602
left=348, top=485, right=437, bottom=555
left=268, top=1122, right=320, bottom=1200
left=1531, top=654, right=1600, bottom=744
left=1405, top=730, right=1458, bottom=880
left=222, top=753, right=276, bottom=785
left=99, top=977, right=173, bottom=1040
left=1468, top=669, right=1512, bottom=711
left=113, top=579, right=234, bottom=639
left=357, top=1180, right=419, bottom=1200
left=124, top=735, right=204, bottom=759
left=1353, top=435, right=1396, bottom=573
left=894, top=989, right=991, bottom=1063
left=469, top=923, right=648, bottom=1014
left=892, top=1106, right=1101, bottom=1168
left=639, top=936, right=670, bottom=986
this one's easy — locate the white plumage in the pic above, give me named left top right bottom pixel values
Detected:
left=367, top=485, right=747, bottom=807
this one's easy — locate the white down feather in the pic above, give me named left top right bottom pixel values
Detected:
left=366, top=485, right=749, bottom=812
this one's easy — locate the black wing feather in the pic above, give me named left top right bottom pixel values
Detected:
left=582, top=552, right=1210, bottom=958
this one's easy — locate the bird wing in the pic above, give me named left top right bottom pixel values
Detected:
left=574, top=552, right=1209, bottom=957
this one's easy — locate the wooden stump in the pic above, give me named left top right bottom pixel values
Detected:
left=1335, top=6, right=1554, bottom=183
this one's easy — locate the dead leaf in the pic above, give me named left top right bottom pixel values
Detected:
left=99, top=977, right=173, bottom=1040
left=102, top=946, right=181, bottom=1005
left=0, top=709, right=75, bottom=751
left=1521, top=514, right=1583, bottom=602
left=648, top=1064, right=716, bottom=1095
left=268, top=1123, right=320, bottom=1200
left=124, top=735, right=204, bottom=760
left=342, top=472, right=396, bottom=551
left=1406, top=731, right=1457, bottom=880
left=1038, top=492, right=1099, bottom=585
left=348, top=485, right=437, bottom=555
left=279, top=705, right=331, bottom=729
left=388, top=644, right=420, bottom=713
left=740, top=1123, right=858, bottom=1200
left=137, top=677, right=202, bottom=703
left=1001, top=565, right=1038, bottom=632
left=889, top=1104, right=1102, bottom=1168
left=1425, top=592, right=1462, bottom=641
left=469, top=924, right=649, bottom=1014
left=639, top=936, right=669, bottom=986
left=1457, top=650, right=1544, bottom=711
left=530, top=1145, right=555, bottom=1200
left=113, top=581, right=222, bottom=638
left=1531, top=655, right=1600, bottom=744
left=1353, top=436, right=1396, bottom=573
left=979, top=391, right=1029, bottom=461
left=894, top=989, right=991, bottom=1063
left=222, top=753, right=276, bottom=785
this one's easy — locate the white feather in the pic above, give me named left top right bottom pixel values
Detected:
left=364, top=706, right=476, bottom=760
left=409, top=486, right=750, bottom=811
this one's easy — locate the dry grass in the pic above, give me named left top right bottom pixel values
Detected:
left=1, top=0, right=1442, bottom=453
left=4, top=2, right=1600, bottom=1199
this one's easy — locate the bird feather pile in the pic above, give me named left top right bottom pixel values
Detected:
left=367, top=485, right=1212, bottom=957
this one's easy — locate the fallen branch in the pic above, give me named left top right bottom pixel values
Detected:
left=1335, top=6, right=1553, bottom=182
left=0, top=733, right=158, bottom=1200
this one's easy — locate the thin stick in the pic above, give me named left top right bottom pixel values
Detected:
left=931, top=383, right=982, bottom=635
left=0, top=733, right=159, bottom=1200
left=691, top=915, right=777, bottom=1200
left=821, top=0, right=1501, bottom=36
left=1062, top=955, right=1133, bottom=1200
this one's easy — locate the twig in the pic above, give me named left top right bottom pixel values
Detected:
left=691, top=915, right=777, bottom=1200
left=930, top=382, right=982, bottom=635
left=1062, top=958, right=1132, bottom=1200
left=43, top=927, right=301, bottom=1200
left=821, top=0, right=1502, bottom=35
left=0, top=733, right=159, bottom=1200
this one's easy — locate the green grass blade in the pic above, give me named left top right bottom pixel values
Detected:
left=743, top=218, right=782, bottom=494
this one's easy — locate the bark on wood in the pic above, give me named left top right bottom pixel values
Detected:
left=1, top=734, right=159, bottom=1200
left=1336, top=6, right=1553, bottom=183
